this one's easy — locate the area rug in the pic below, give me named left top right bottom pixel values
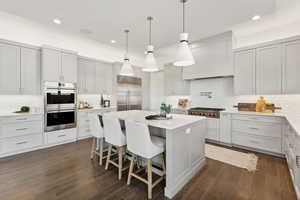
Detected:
left=205, top=144, right=258, bottom=172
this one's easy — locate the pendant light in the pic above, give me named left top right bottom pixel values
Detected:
left=173, top=0, right=195, bottom=67
left=142, top=16, right=159, bottom=72
left=119, top=29, right=134, bottom=76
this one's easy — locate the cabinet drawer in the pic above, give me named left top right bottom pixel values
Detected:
left=206, top=118, right=219, bottom=129
left=232, top=114, right=283, bottom=124
left=78, top=127, right=91, bottom=138
left=46, top=129, right=76, bottom=144
left=232, top=132, right=282, bottom=153
left=0, top=121, right=43, bottom=139
left=232, top=120, right=282, bottom=138
left=0, top=115, right=43, bottom=124
left=0, top=134, right=43, bottom=154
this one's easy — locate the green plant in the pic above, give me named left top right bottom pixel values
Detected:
left=160, top=103, right=172, bottom=114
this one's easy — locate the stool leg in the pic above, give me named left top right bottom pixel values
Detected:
left=118, top=147, right=123, bottom=180
left=99, top=138, right=104, bottom=166
left=90, top=137, right=96, bottom=160
left=127, top=155, right=135, bottom=185
left=147, top=158, right=152, bottom=199
left=105, top=144, right=112, bottom=170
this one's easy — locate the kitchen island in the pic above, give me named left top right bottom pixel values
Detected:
left=104, top=110, right=207, bottom=198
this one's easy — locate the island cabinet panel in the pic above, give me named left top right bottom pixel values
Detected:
left=0, top=43, right=21, bottom=94
left=283, top=40, right=300, bottom=94
left=219, top=112, right=232, bottom=144
left=234, top=49, right=256, bottom=95
left=20, top=47, right=41, bottom=95
left=165, top=120, right=206, bottom=198
left=256, top=44, right=282, bottom=95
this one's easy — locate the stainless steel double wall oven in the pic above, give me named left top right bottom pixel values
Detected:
left=44, top=82, right=77, bottom=132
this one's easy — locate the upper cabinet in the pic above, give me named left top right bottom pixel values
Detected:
left=0, top=43, right=21, bottom=94
left=42, top=47, right=78, bottom=83
left=78, top=57, right=113, bottom=95
left=183, top=32, right=233, bottom=80
left=234, top=50, right=256, bottom=95
left=164, top=65, right=190, bottom=96
left=0, top=41, right=41, bottom=95
left=256, top=45, right=282, bottom=95
left=20, top=47, right=41, bottom=95
left=234, top=36, right=300, bottom=95
left=282, top=40, right=300, bottom=94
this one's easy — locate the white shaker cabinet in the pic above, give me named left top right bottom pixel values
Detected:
left=61, top=52, right=78, bottom=83
left=85, top=61, right=96, bottom=94
left=164, top=65, right=190, bottom=96
left=95, top=61, right=113, bottom=94
left=283, top=40, right=300, bottom=94
left=42, top=47, right=78, bottom=83
left=219, top=112, right=232, bottom=145
left=20, top=47, right=41, bottom=95
left=0, top=43, right=21, bottom=94
left=234, top=50, right=256, bottom=95
left=256, top=45, right=282, bottom=95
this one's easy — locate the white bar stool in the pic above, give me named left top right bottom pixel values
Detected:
left=102, top=115, right=128, bottom=180
left=89, top=113, right=106, bottom=165
left=125, top=120, right=166, bottom=199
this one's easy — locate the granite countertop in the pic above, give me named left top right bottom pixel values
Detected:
left=222, top=109, right=300, bottom=136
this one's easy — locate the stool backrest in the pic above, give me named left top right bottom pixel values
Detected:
left=125, top=120, right=153, bottom=158
left=88, top=113, right=104, bottom=139
left=102, top=115, right=126, bottom=146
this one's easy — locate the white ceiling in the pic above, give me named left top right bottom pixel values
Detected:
left=0, top=0, right=276, bottom=54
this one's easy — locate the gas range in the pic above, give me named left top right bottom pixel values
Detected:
left=188, top=107, right=225, bottom=118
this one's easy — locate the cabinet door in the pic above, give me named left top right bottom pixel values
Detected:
left=256, top=45, right=282, bottom=94
left=85, top=60, right=96, bottom=94
left=20, top=48, right=41, bottom=95
left=95, top=62, right=106, bottom=94
left=283, top=40, right=300, bottom=94
left=220, top=113, right=232, bottom=144
left=78, top=58, right=87, bottom=94
left=234, top=50, right=256, bottom=95
left=42, top=48, right=61, bottom=82
left=0, top=43, right=21, bottom=94
left=104, top=64, right=113, bottom=95
left=61, top=52, right=78, bottom=83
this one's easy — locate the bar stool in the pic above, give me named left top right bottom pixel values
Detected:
left=102, top=115, right=128, bottom=180
left=89, top=113, right=106, bottom=165
left=125, top=120, right=165, bottom=199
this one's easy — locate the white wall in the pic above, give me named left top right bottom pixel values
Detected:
left=0, top=11, right=144, bottom=66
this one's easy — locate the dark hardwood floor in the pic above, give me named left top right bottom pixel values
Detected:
left=0, top=139, right=297, bottom=200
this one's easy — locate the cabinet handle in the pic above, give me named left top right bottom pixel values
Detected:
left=16, top=118, right=27, bottom=121
left=16, top=128, right=28, bottom=131
left=249, top=140, right=260, bottom=144
left=58, top=134, right=66, bottom=137
left=249, top=127, right=259, bottom=130
left=250, top=117, right=258, bottom=120
left=16, top=141, right=28, bottom=145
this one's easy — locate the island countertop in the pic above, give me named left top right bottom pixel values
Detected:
left=103, top=110, right=206, bottom=130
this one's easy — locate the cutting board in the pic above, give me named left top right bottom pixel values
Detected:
left=234, top=103, right=281, bottom=112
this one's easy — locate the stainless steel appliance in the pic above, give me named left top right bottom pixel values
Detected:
left=188, top=107, right=225, bottom=118
left=44, top=82, right=77, bottom=132
left=117, top=75, right=142, bottom=111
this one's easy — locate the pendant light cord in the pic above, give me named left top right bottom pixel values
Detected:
left=147, top=16, right=153, bottom=45
left=124, top=30, right=129, bottom=57
left=182, top=0, right=185, bottom=33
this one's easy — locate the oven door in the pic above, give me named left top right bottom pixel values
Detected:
left=45, top=110, right=76, bottom=132
left=46, top=89, right=75, bottom=105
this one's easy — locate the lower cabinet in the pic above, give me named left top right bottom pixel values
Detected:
left=0, top=114, right=44, bottom=157
left=206, top=118, right=220, bottom=141
left=45, top=128, right=77, bottom=145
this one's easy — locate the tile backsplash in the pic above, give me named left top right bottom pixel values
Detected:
left=0, top=95, right=43, bottom=112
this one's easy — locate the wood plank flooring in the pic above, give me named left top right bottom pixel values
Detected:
left=0, top=139, right=297, bottom=200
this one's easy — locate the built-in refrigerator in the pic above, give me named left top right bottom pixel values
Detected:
left=117, top=75, right=142, bottom=111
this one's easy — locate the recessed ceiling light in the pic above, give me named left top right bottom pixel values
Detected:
left=252, top=15, right=261, bottom=21
left=53, top=19, right=62, bottom=24
left=111, top=40, right=116, bottom=44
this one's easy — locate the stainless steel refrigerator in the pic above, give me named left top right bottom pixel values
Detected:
left=117, top=75, right=142, bottom=111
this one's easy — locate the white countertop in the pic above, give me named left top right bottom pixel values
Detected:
left=222, top=109, right=300, bottom=136
left=104, top=110, right=206, bottom=130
